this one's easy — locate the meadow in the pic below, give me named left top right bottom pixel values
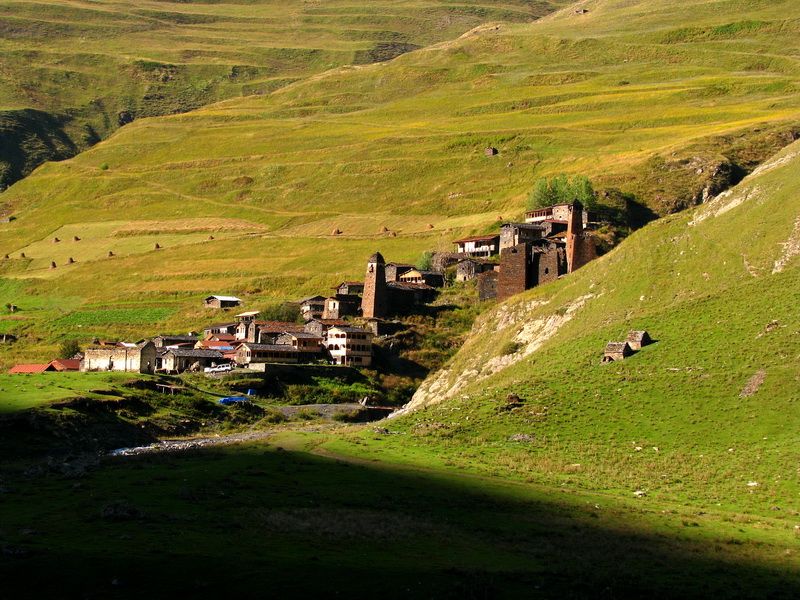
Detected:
left=1, top=0, right=799, bottom=367
left=0, top=371, right=140, bottom=412
left=0, top=0, right=563, bottom=186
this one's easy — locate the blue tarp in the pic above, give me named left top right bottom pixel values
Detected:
left=218, top=396, right=249, bottom=405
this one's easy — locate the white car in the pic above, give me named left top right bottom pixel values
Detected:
left=204, top=364, right=233, bottom=373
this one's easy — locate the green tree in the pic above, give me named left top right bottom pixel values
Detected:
left=59, top=339, right=81, bottom=359
left=527, top=174, right=597, bottom=210
left=417, top=251, right=434, bottom=271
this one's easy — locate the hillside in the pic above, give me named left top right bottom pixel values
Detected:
left=350, top=139, right=800, bottom=515
left=1, top=0, right=800, bottom=367
left=0, top=0, right=561, bottom=188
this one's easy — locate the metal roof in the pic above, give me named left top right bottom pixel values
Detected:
left=205, top=295, right=241, bottom=302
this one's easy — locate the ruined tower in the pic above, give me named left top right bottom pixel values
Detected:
left=361, top=252, right=388, bottom=319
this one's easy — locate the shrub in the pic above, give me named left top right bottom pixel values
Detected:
left=100, top=163, right=109, bottom=171
left=500, top=341, right=521, bottom=356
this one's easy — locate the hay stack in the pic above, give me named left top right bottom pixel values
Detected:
left=427, top=224, right=434, bottom=229
left=19, top=252, right=25, bottom=259
left=68, top=257, right=75, bottom=264
left=380, top=226, right=389, bottom=233
left=73, top=236, right=80, bottom=242
left=52, top=237, right=60, bottom=243
left=154, top=243, right=161, bottom=250
left=332, top=228, right=342, bottom=236
left=108, top=251, right=114, bottom=257
left=50, top=261, right=57, bottom=269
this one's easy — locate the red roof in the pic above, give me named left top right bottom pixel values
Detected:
left=9, top=363, right=51, bottom=374
left=48, top=359, right=81, bottom=371
left=453, top=234, right=500, bottom=244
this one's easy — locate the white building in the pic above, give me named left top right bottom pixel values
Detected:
left=325, top=326, right=374, bottom=367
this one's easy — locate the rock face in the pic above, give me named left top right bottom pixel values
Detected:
left=404, top=292, right=596, bottom=412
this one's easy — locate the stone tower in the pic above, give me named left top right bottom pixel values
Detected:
left=565, top=201, right=583, bottom=273
left=361, top=252, right=388, bottom=319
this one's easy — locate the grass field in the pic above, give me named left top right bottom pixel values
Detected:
left=0, top=430, right=798, bottom=598
left=0, top=0, right=564, bottom=187
left=0, top=371, right=139, bottom=412
left=1, top=0, right=799, bottom=367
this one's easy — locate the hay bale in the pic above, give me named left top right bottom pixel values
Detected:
left=19, top=252, right=25, bottom=259
left=427, top=224, right=434, bottom=229
left=68, top=257, right=75, bottom=264
left=107, top=251, right=114, bottom=257
left=207, top=235, right=215, bottom=241
left=3, top=254, right=8, bottom=260
left=73, top=236, right=80, bottom=242
left=497, top=215, right=503, bottom=221
left=390, top=232, right=397, bottom=237
left=380, top=226, right=389, bottom=233
left=154, top=243, right=161, bottom=250
left=50, top=261, right=57, bottom=269
left=331, top=228, right=342, bottom=236
left=52, top=237, right=60, bottom=243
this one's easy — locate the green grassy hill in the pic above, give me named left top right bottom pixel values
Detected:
left=351, top=139, right=800, bottom=516
left=1, top=0, right=799, bottom=367
left=0, top=0, right=561, bottom=188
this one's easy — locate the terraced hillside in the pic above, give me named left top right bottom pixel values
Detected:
left=355, top=140, right=800, bottom=515
left=1, top=0, right=800, bottom=366
left=0, top=0, right=561, bottom=187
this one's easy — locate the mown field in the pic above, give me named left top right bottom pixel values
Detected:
left=0, top=0, right=563, bottom=187
left=1, top=0, right=799, bottom=368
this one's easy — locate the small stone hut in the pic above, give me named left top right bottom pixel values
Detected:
left=602, top=341, right=632, bottom=363
left=626, top=330, right=652, bottom=351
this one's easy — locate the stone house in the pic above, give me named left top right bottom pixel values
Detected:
left=500, top=222, right=547, bottom=251
left=203, top=295, right=242, bottom=309
left=152, top=334, right=198, bottom=348
left=160, top=348, right=223, bottom=373
left=385, top=262, right=414, bottom=283
left=362, top=252, right=438, bottom=318
left=525, top=204, right=589, bottom=228
left=456, top=258, right=497, bottom=283
left=304, top=318, right=347, bottom=338
left=299, top=296, right=327, bottom=321
left=275, top=332, right=324, bottom=358
left=235, top=343, right=301, bottom=366
left=326, top=326, right=374, bottom=367
left=334, top=282, right=364, bottom=296
left=602, top=342, right=633, bottom=363
left=81, top=341, right=157, bottom=374
left=203, top=323, right=237, bottom=337
left=234, top=310, right=261, bottom=323
left=254, top=321, right=306, bottom=344
left=453, top=234, right=500, bottom=258
left=497, top=202, right=595, bottom=301
left=322, top=294, right=361, bottom=320
left=626, top=331, right=653, bottom=350
left=398, top=269, right=445, bottom=288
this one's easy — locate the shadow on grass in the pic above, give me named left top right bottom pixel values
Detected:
left=0, top=443, right=797, bottom=599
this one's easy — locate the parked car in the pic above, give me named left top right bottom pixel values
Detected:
left=204, top=364, right=233, bottom=373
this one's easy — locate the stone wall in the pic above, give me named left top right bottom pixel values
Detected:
left=498, top=243, right=530, bottom=301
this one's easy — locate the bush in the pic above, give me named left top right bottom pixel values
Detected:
left=59, top=339, right=81, bottom=359
left=500, top=341, right=521, bottom=356
left=260, top=302, right=301, bottom=323
left=527, top=174, right=597, bottom=211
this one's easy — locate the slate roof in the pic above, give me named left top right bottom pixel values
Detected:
left=240, top=344, right=299, bottom=352
left=163, top=349, right=223, bottom=359
left=452, top=234, right=500, bottom=244
left=604, top=342, right=631, bottom=354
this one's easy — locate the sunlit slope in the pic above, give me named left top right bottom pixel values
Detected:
left=397, top=140, right=800, bottom=512
left=0, top=0, right=560, bottom=186
left=1, top=0, right=799, bottom=364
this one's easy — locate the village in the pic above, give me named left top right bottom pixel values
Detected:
left=7, top=201, right=639, bottom=379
